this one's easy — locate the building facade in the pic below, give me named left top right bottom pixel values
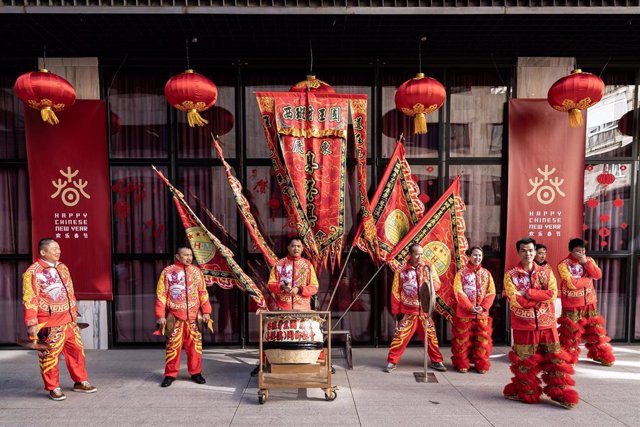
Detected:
left=0, top=9, right=639, bottom=348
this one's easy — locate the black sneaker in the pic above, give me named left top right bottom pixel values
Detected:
left=161, top=376, right=175, bottom=387
left=191, top=373, right=206, bottom=384
left=250, top=365, right=260, bottom=377
left=429, top=362, right=447, bottom=372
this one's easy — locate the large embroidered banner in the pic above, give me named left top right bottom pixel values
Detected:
left=25, top=100, right=112, bottom=300
left=354, top=141, right=424, bottom=264
left=387, top=177, right=469, bottom=323
left=506, top=99, right=585, bottom=272
left=256, top=91, right=372, bottom=270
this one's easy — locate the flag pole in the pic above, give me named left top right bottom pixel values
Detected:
left=189, top=191, right=277, bottom=308
left=332, top=262, right=386, bottom=330
left=323, top=244, right=355, bottom=311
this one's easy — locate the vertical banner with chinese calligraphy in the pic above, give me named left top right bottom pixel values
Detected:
left=506, top=99, right=585, bottom=272
left=256, top=91, right=370, bottom=270
left=25, top=100, right=113, bottom=300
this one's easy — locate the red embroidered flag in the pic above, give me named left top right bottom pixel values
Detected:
left=354, top=141, right=424, bottom=264
left=212, top=137, right=278, bottom=268
left=257, top=91, right=371, bottom=270
left=387, top=177, right=469, bottom=322
left=256, top=93, right=320, bottom=261
left=153, top=168, right=267, bottom=311
left=25, top=100, right=112, bottom=300
left=350, top=97, right=379, bottom=265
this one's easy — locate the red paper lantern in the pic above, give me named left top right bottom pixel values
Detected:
left=395, top=73, right=445, bottom=134
left=596, top=171, right=615, bottom=186
left=585, top=198, right=599, bottom=209
left=289, top=75, right=335, bottom=93
left=547, top=69, right=605, bottom=128
left=597, top=169, right=616, bottom=195
left=164, top=70, right=218, bottom=127
left=14, top=69, right=76, bottom=125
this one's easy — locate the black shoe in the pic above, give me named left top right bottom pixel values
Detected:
left=331, top=365, right=336, bottom=374
left=429, top=362, right=447, bottom=372
left=191, top=373, right=206, bottom=384
left=250, top=365, right=260, bottom=377
left=161, top=376, right=175, bottom=387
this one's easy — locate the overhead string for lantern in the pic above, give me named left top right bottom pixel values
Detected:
left=185, top=38, right=191, bottom=71
left=418, top=36, right=427, bottom=74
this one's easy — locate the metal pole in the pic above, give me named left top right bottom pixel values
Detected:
left=332, top=263, right=385, bottom=330
left=324, top=245, right=355, bottom=311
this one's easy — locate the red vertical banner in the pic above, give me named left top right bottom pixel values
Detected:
left=506, top=99, right=585, bottom=272
left=25, top=100, right=113, bottom=300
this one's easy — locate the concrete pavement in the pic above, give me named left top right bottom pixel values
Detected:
left=0, top=344, right=638, bottom=426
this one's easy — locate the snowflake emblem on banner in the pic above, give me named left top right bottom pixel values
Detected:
left=526, top=164, right=565, bottom=205
left=51, top=166, right=91, bottom=207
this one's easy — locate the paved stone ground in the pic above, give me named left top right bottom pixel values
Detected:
left=0, top=344, right=638, bottom=426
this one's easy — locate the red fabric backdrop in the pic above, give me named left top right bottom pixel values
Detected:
left=25, top=100, right=113, bottom=300
left=506, top=99, right=585, bottom=273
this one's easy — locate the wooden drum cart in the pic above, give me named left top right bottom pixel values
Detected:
left=257, top=310, right=336, bottom=404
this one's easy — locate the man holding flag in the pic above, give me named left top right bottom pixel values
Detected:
left=384, top=244, right=446, bottom=373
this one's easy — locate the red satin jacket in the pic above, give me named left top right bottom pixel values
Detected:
left=23, top=259, right=78, bottom=328
left=155, top=262, right=212, bottom=321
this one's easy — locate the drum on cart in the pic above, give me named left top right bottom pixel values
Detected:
left=263, top=314, right=324, bottom=364
left=258, top=311, right=336, bottom=404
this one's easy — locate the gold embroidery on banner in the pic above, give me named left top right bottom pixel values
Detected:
left=277, top=127, right=347, bottom=139
left=350, top=99, right=367, bottom=114
left=423, top=241, right=451, bottom=277
left=384, top=209, right=410, bottom=246
left=186, top=226, right=216, bottom=263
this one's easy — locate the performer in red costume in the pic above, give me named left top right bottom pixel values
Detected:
left=267, top=237, right=319, bottom=311
left=250, top=237, right=320, bottom=377
left=385, top=244, right=447, bottom=373
left=534, top=243, right=550, bottom=271
left=156, top=247, right=212, bottom=387
left=557, top=238, right=615, bottom=366
left=503, top=237, right=578, bottom=409
left=535, top=243, right=563, bottom=322
left=451, top=246, right=496, bottom=374
left=22, top=238, right=97, bottom=401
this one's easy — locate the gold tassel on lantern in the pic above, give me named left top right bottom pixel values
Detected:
left=40, top=106, right=60, bottom=125
left=568, top=108, right=583, bottom=128
left=187, top=109, right=209, bottom=127
left=414, top=113, right=428, bottom=134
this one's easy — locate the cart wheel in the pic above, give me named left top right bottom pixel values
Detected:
left=258, top=390, right=268, bottom=404
left=325, top=390, right=337, bottom=401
